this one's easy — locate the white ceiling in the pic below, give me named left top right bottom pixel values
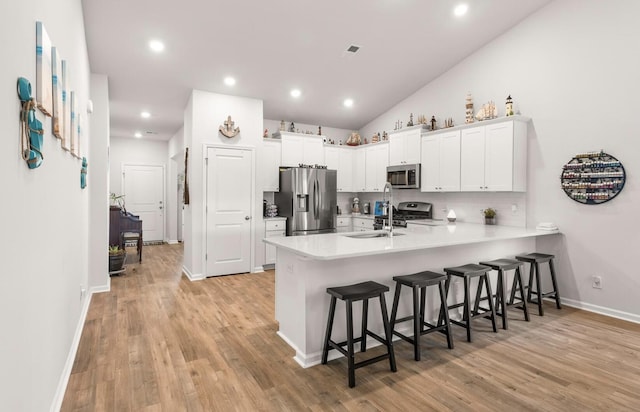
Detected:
left=82, top=0, right=552, bottom=141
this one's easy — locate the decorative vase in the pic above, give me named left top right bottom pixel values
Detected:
left=109, top=252, right=126, bottom=272
left=485, top=217, right=496, bottom=225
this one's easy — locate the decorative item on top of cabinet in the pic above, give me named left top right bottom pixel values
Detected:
left=280, top=120, right=286, bottom=131
left=465, top=93, right=474, bottom=124
left=318, top=126, right=322, bottom=135
left=417, top=114, right=427, bottom=125
left=430, top=115, right=437, bottom=131
left=289, top=122, right=295, bottom=132
left=560, top=150, right=626, bottom=205
left=407, top=113, right=414, bottom=127
left=219, top=115, right=240, bottom=138
left=346, top=131, right=361, bottom=146
left=263, top=128, right=268, bottom=138
left=443, top=118, right=454, bottom=128
left=475, top=101, right=498, bottom=121
left=505, top=95, right=514, bottom=116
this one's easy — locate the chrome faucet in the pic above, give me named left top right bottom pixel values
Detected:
left=382, top=181, right=394, bottom=237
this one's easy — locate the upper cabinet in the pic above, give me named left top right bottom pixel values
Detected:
left=325, top=146, right=354, bottom=192
left=262, top=139, right=282, bottom=192
left=421, top=130, right=461, bottom=192
left=365, top=143, right=389, bottom=192
left=460, top=118, right=528, bottom=192
left=388, top=126, right=424, bottom=166
left=277, top=132, right=325, bottom=167
left=353, top=149, right=366, bottom=192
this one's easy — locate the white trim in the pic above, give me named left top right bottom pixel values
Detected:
left=90, top=279, right=111, bottom=294
left=182, top=265, right=204, bottom=281
left=253, top=266, right=265, bottom=273
left=561, top=298, right=640, bottom=325
left=50, top=290, right=94, bottom=412
left=167, top=240, right=179, bottom=245
left=121, top=162, right=166, bottom=242
left=201, top=144, right=256, bottom=277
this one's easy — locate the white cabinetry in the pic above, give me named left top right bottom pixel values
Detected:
left=264, top=218, right=286, bottom=266
left=262, top=139, right=282, bottom=192
left=460, top=119, right=527, bottom=192
left=336, top=216, right=352, bottom=233
left=365, top=143, right=389, bottom=192
left=353, top=149, right=366, bottom=192
left=324, top=146, right=353, bottom=192
left=389, top=127, right=423, bottom=166
left=421, top=130, right=461, bottom=192
left=352, top=216, right=374, bottom=231
left=278, top=132, right=325, bottom=167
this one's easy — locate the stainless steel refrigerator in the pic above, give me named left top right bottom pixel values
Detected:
left=275, top=167, right=337, bottom=236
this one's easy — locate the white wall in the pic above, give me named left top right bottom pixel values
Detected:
left=0, top=0, right=91, bottom=410
left=360, top=0, right=640, bottom=319
left=183, top=90, right=263, bottom=278
left=167, top=128, right=184, bottom=243
left=88, top=73, right=110, bottom=291
left=108, top=137, right=168, bottom=196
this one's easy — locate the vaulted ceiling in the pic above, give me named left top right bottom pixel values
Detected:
left=82, top=0, right=552, bottom=140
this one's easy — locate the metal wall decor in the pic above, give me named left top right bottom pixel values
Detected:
left=560, top=150, right=626, bottom=205
left=219, top=115, right=240, bottom=138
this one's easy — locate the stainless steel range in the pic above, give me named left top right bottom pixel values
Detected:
left=374, top=201, right=433, bottom=229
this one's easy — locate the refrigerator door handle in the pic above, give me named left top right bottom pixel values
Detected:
left=314, top=179, right=319, bottom=219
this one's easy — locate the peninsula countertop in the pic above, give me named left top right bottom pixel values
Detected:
left=263, top=222, right=559, bottom=261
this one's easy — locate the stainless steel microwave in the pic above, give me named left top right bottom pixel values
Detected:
left=387, top=164, right=421, bottom=189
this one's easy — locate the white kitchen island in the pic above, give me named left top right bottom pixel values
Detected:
left=264, top=222, right=560, bottom=368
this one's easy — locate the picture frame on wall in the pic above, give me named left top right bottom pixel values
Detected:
left=70, top=91, right=77, bottom=155
left=36, top=21, right=53, bottom=117
left=51, top=47, right=63, bottom=140
left=61, top=60, right=71, bottom=151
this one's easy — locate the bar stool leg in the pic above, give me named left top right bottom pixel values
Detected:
left=419, top=287, right=426, bottom=334
left=534, top=262, right=544, bottom=316
left=527, top=262, right=534, bottom=304
left=346, top=300, right=355, bottom=388
left=464, top=276, right=472, bottom=342
left=498, top=269, right=508, bottom=330
left=438, top=275, right=452, bottom=327
left=322, top=296, right=337, bottom=364
left=472, top=275, right=485, bottom=316
left=549, top=259, right=562, bottom=309
left=438, top=281, right=454, bottom=349
left=515, top=267, right=530, bottom=321
left=361, top=298, right=369, bottom=352
left=412, top=285, right=421, bottom=361
left=390, top=282, right=402, bottom=332
left=483, top=274, right=498, bottom=333
left=378, top=293, right=397, bottom=372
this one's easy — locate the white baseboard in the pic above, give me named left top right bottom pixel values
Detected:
left=50, top=290, right=94, bottom=412
left=561, top=297, right=640, bottom=324
left=253, top=266, right=265, bottom=273
left=90, top=278, right=111, bottom=294
left=182, top=265, right=204, bottom=281
left=167, top=239, right=179, bottom=245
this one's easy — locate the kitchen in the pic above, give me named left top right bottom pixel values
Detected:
left=6, top=0, right=640, bottom=410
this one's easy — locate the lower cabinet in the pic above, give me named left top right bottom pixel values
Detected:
left=336, top=216, right=352, bottom=233
left=264, top=218, right=286, bottom=266
left=352, top=216, right=374, bottom=231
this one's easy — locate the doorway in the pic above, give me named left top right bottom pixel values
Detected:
left=122, top=164, right=165, bottom=243
left=205, top=146, right=254, bottom=277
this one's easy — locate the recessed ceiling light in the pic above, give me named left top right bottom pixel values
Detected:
left=134, top=132, right=142, bottom=138
left=224, top=77, right=236, bottom=86
left=290, top=89, right=301, bottom=98
left=140, top=111, right=151, bottom=119
left=454, top=4, right=468, bottom=17
left=149, top=40, right=165, bottom=53
left=343, top=98, right=354, bottom=108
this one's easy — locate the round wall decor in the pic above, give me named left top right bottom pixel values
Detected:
left=560, top=150, right=626, bottom=205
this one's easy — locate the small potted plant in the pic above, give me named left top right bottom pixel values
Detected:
left=483, top=208, right=497, bottom=225
left=108, top=245, right=127, bottom=273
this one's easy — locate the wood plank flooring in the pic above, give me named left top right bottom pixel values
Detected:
left=62, top=244, right=640, bottom=411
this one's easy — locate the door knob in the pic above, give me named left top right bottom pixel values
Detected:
left=245, top=216, right=251, bottom=220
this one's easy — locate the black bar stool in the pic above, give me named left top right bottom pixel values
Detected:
left=389, top=271, right=454, bottom=361
left=442, top=264, right=497, bottom=342
left=321, top=281, right=397, bottom=388
left=478, top=259, right=530, bottom=329
left=516, top=253, right=562, bottom=316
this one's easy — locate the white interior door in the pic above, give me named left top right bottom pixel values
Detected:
left=206, top=147, right=253, bottom=276
left=122, top=164, right=165, bottom=242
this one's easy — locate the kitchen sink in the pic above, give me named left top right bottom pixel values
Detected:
left=344, top=232, right=405, bottom=239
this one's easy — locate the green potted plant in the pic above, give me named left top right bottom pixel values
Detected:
left=108, top=245, right=127, bottom=273
left=110, top=193, right=125, bottom=211
left=483, top=208, right=497, bottom=225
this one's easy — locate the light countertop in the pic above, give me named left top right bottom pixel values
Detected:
left=263, top=222, right=559, bottom=261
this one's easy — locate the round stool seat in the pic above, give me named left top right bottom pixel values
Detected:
left=479, top=258, right=523, bottom=271
left=393, top=271, right=447, bottom=288
left=326, top=281, right=389, bottom=301
left=516, top=253, right=555, bottom=263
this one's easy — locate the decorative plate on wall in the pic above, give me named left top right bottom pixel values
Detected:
left=560, top=150, right=626, bottom=205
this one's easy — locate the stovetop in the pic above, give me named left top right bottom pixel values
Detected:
left=374, top=201, right=433, bottom=228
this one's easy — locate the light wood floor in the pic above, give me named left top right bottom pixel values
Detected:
left=62, top=244, right=640, bottom=411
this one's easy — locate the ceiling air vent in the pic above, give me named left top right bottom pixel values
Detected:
left=346, top=45, right=360, bottom=53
